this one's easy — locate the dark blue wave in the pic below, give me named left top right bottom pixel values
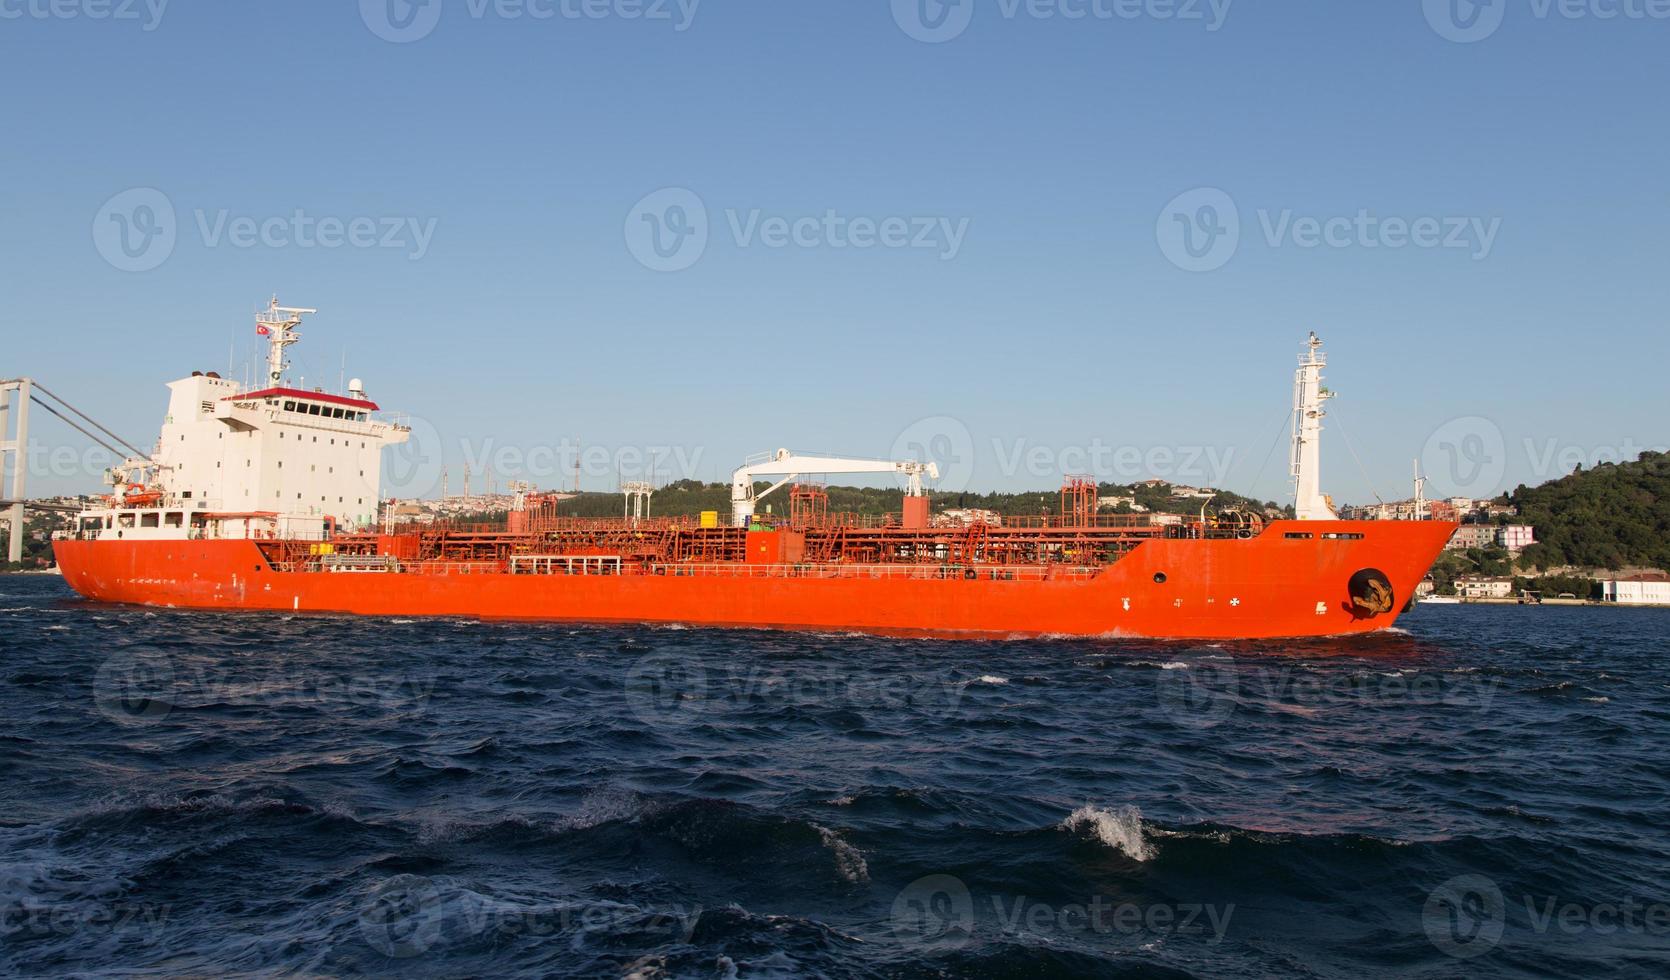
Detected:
left=2, top=576, right=1668, bottom=977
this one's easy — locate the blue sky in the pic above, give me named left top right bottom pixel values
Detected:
left=3, top=1, right=1667, bottom=504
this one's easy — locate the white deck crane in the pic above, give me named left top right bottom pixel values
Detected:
left=730, top=449, right=939, bottom=527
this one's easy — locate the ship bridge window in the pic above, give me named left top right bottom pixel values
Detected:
left=284, top=401, right=296, bottom=411
left=141, top=513, right=159, bottom=528
left=309, top=404, right=322, bottom=416
left=332, top=408, right=345, bottom=419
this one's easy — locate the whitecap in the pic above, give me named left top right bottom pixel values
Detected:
left=975, top=675, right=1009, bottom=685
left=1061, top=804, right=1155, bottom=861
left=811, top=824, right=869, bottom=882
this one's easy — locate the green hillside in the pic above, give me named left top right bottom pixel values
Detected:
left=1510, top=451, right=1670, bottom=571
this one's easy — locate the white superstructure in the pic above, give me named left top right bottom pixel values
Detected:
left=1290, top=332, right=1338, bottom=521
left=74, top=299, right=410, bottom=543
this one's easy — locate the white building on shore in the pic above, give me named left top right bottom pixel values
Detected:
left=1600, top=574, right=1670, bottom=605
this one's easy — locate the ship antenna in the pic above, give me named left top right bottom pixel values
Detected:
left=256, top=296, right=318, bottom=387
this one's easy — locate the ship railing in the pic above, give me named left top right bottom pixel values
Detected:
left=646, top=563, right=1104, bottom=582
left=408, top=561, right=514, bottom=576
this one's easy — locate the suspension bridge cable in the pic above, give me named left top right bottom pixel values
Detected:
left=27, top=381, right=148, bottom=459
left=27, top=396, right=127, bottom=459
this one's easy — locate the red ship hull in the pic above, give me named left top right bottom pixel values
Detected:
left=52, top=520, right=1455, bottom=640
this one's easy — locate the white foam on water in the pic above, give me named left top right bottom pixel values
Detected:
left=1061, top=804, right=1156, bottom=862
left=811, top=824, right=869, bottom=882
left=975, top=675, right=1009, bottom=685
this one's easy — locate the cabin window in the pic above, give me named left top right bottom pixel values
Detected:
left=104, top=517, right=113, bottom=529
left=165, top=512, right=183, bottom=527
left=140, top=513, right=160, bottom=528
left=117, top=514, right=136, bottom=528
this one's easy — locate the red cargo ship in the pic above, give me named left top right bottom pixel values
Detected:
left=53, top=302, right=1455, bottom=639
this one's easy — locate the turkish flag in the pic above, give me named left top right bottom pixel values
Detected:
left=256, top=324, right=270, bottom=336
